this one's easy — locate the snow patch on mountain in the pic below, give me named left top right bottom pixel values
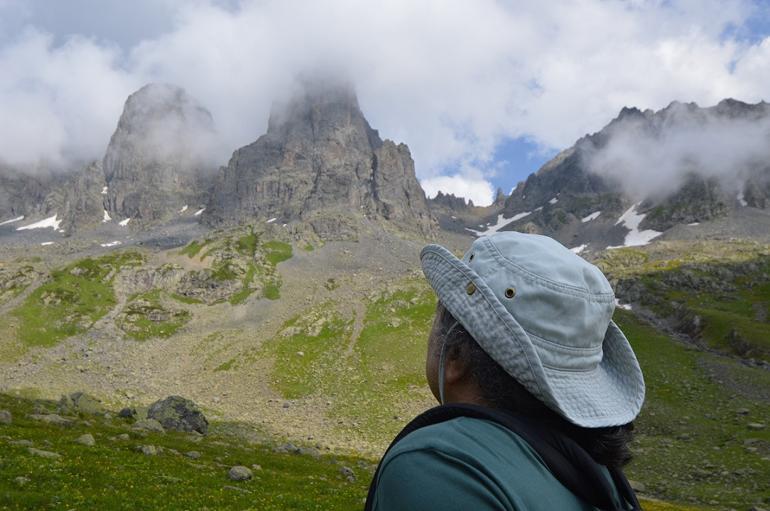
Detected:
left=16, top=214, right=62, bottom=232
left=0, top=216, right=24, bottom=227
left=581, top=211, right=601, bottom=223
left=467, top=211, right=532, bottom=236
left=608, top=203, right=662, bottom=248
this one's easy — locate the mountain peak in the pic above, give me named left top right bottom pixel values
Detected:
left=103, top=83, right=217, bottom=222
left=205, top=80, right=434, bottom=237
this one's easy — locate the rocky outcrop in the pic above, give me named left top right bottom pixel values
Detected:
left=147, top=395, right=208, bottom=434
left=58, top=392, right=105, bottom=415
left=43, top=161, right=106, bottom=231
left=103, top=83, right=218, bottom=224
left=0, top=165, right=63, bottom=221
left=429, top=191, right=473, bottom=211
left=205, top=80, right=434, bottom=237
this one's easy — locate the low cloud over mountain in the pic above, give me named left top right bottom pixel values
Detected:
left=2, top=0, right=770, bottom=206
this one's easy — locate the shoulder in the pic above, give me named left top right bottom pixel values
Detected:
left=385, top=416, right=543, bottom=467
left=372, top=417, right=541, bottom=511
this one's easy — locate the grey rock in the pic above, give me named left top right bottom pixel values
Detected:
left=628, top=480, right=646, bottom=493
left=0, top=409, right=11, bottom=425
left=131, top=418, right=166, bottom=434
left=184, top=451, right=201, bottom=459
left=118, top=407, right=136, bottom=419
left=227, top=465, right=253, bottom=481
left=28, top=447, right=61, bottom=459
left=205, top=78, right=434, bottom=238
left=43, top=161, right=107, bottom=232
left=137, top=444, right=158, bottom=456
left=340, top=466, right=356, bottom=482
left=147, top=396, right=208, bottom=434
left=58, top=392, right=105, bottom=416
left=274, top=442, right=300, bottom=454
left=0, top=164, right=63, bottom=221
left=111, top=433, right=130, bottom=441
left=28, top=414, right=74, bottom=427
left=14, top=476, right=30, bottom=487
left=103, top=83, right=218, bottom=225
left=747, top=423, right=766, bottom=431
left=75, top=433, right=95, bottom=446
left=10, top=439, right=33, bottom=446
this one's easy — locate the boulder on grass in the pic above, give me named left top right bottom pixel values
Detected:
left=147, top=396, right=208, bottom=434
left=228, top=466, right=252, bottom=481
left=131, top=418, right=165, bottom=434
left=58, top=392, right=104, bottom=416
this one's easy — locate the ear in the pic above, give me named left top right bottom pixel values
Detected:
left=443, top=343, right=471, bottom=385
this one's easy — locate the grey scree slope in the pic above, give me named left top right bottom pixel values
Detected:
left=420, top=232, right=645, bottom=428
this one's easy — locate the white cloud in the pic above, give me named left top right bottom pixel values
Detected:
left=0, top=28, right=138, bottom=168
left=421, top=175, right=495, bottom=206
left=0, top=0, right=769, bottom=188
left=582, top=101, right=770, bottom=199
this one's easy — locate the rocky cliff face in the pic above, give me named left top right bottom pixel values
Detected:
left=205, top=81, right=434, bottom=237
left=43, top=161, right=106, bottom=232
left=474, top=99, right=770, bottom=250
left=103, top=83, right=218, bottom=223
left=0, top=162, right=76, bottom=222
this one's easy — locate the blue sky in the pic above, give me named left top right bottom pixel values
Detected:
left=2, top=0, right=770, bottom=205
left=491, top=138, right=559, bottom=194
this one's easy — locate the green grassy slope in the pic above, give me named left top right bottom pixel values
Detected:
left=0, top=394, right=371, bottom=510
left=597, top=242, right=770, bottom=361
left=11, top=252, right=144, bottom=347
left=617, top=311, right=769, bottom=509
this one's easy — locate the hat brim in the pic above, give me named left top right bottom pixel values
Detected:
left=420, top=244, right=645, bottom=428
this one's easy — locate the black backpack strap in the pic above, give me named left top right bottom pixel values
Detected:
left=364, top=404, right=640, bottom=511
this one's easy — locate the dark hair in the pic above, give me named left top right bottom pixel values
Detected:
left=434, top=301, right=634, bottom=469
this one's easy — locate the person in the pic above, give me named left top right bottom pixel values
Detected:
left=365, top=232, right=645, bottom=511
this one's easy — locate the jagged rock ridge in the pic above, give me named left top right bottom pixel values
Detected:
left=103, top=83, right=219, bottom=223
left=478, top=98, right=770, bottom=249
left=205, top=81, right=434, bottom=237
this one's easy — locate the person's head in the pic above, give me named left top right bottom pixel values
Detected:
left=419, top=232, right=646, bottom=468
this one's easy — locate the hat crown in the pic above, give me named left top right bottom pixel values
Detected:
left=463, top=233, right=615, bottom=371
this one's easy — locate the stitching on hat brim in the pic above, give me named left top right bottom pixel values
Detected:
left=420, top=245, right=551, bottom=405
left=483, top=237, right=614, bottom=301
left=542, top=320, right=645, bottom=426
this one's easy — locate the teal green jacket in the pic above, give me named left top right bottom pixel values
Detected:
left=371, top=417, right=627, bottom=511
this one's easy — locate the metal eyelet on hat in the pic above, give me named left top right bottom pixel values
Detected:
left=505, top=287, right=516, bottom=299
left=469, top=253, right=475, bottom=261
left=466, top=282, right=476, bottom=295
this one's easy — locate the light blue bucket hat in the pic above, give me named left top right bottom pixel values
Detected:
left=421, top=231, right=645, bottom=428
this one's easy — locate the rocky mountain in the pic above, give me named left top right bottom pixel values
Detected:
left=0, top=164, right=65, bottom=221
left=103, top=83, right=218, bottom=224
left=204, top=80, right=434, bottom=238
left=0, top=84, right=220, bottom=234
left=43, top=161, right=106, bottom=232
left=456, top=99, right=770, bottom=252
